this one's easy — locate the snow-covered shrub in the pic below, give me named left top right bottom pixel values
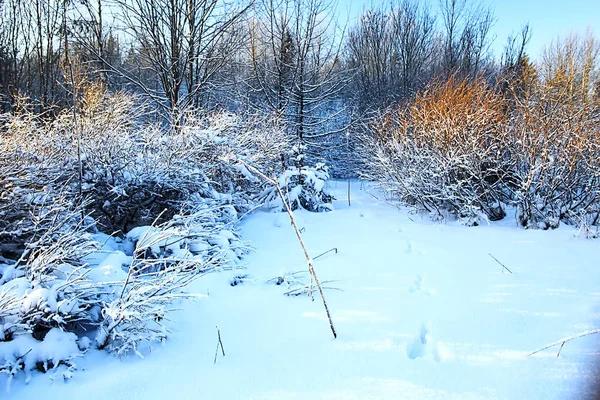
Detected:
left=1, top=90, right=290, bottom=238
left=95, top=204, right=248, bottom=356
left=72, top=93, right=218, bottom=232
left=362, top=72, right=600, bottom=229
left=510, top=30, right=600, bottom=228
left=0, top=195, right=108, bottom=339
left=0, top=88, right=273, bottom=390
left=176, top=111, right=291, bottom=210
left=0, top=191, right=246, bottom=387
left=362, top=77, right=510, bottom=225
left=0, top=199, right=105, bottom=387
left=122, top=208, right=247, bottom=270
left=0, top=328, right=80, bottom=391
left=78, top=100, right=290, bottom=231
left=508, top=88, right=600, bottom=229
left=0, top=110, right=80, bottom=256
left=256, top=143, right=335, bottom=212
left=95, top=234, right=213, bottom=356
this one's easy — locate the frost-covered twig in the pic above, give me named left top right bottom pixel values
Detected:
left=529, top=329, right=600, bottom=357
left=96, top=252, right=219, bottom=356
left=284, top=282, right=342, bottom=297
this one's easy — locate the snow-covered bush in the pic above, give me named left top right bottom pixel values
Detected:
left=362, top=74, right=600, bottom=229
left=176, top=110, right=292, bottom=211
left=1, top=89, right=290, bottom=240
left=514, top=30, right=600, bottom=229
left=95, top=225, right=214, bottom=356
left=0, top=89, right=267, bottom=386
left=0, top=328, right=80, bottom=390
left=0, top=193, right=246, bottom=387
left=0, top=109, right=80, bottom=256
left=94, top=203, right=247, bottom=356
left=362, top=77, right=510, bottom=226
left=73, top=94, right=236, bottom=232
left=0, top=199, right=103, bottom=388
left=256, top=143, right=335, bottom=212
left=508, top=90, right=600, bottom=229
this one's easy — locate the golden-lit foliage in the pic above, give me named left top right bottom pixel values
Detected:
left=540, top=30, right=600, bottom=104
left=384, top=76, right=508, bottom=153
left=367, top=32, right=600, bottom=228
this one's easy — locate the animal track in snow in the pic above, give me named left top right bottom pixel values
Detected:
left=404, top=240, right=426, bottom=256
left=406, top=322, right=443, bottom=362
left=409, top=276, right=435, bottom=296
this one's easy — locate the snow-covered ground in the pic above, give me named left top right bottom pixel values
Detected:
left=6, top=181, right=600, bottom=399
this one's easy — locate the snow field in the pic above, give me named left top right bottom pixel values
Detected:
left=6, top=181, right=600, bottom=399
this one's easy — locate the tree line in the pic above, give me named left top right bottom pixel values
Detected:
left=0, top=0, right=598, bottom=174
left=0, top=1, right=521, bottom=122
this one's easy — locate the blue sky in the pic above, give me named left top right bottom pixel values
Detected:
left=340, top=0, right=600, bottom=61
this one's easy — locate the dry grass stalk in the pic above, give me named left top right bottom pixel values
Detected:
left=240, top=160, right=337, bottom=339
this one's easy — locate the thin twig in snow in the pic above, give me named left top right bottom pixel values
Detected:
left=214, top=326, right=225, bottom=364
left=529, top=329, right=600, bottom=357
left=489, top=253, right=513, bottom=274
left=313, top=248, right=338, bottom=260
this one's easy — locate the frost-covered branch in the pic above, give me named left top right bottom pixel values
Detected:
left=529, top=330, right=600, bottom=357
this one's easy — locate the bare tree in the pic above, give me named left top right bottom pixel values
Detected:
left=346, top=9, right=395, bottom=109
left=540, top=29, right=600, bottom=104
left=0, top=0, right=29, bottom=110
left=345, top=1, right=435, bottom=110
left=66, top=0, right=108, bottom=86
left=248, top=0, right=297, bottom=114
left=391, top=0, right=436, bottom=97
left=32, top=0, right=63, bottom=107
left=439, top=0, right=494, bottom=78
left=109, top=0, right=250, bottom=123
left=0, top=0, right=65, bottom=110
left=498, top=24, right=533, bottom=100
left=501, top=24, right=531, bottom=73
left=249, top=0, right=350, bottom=148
